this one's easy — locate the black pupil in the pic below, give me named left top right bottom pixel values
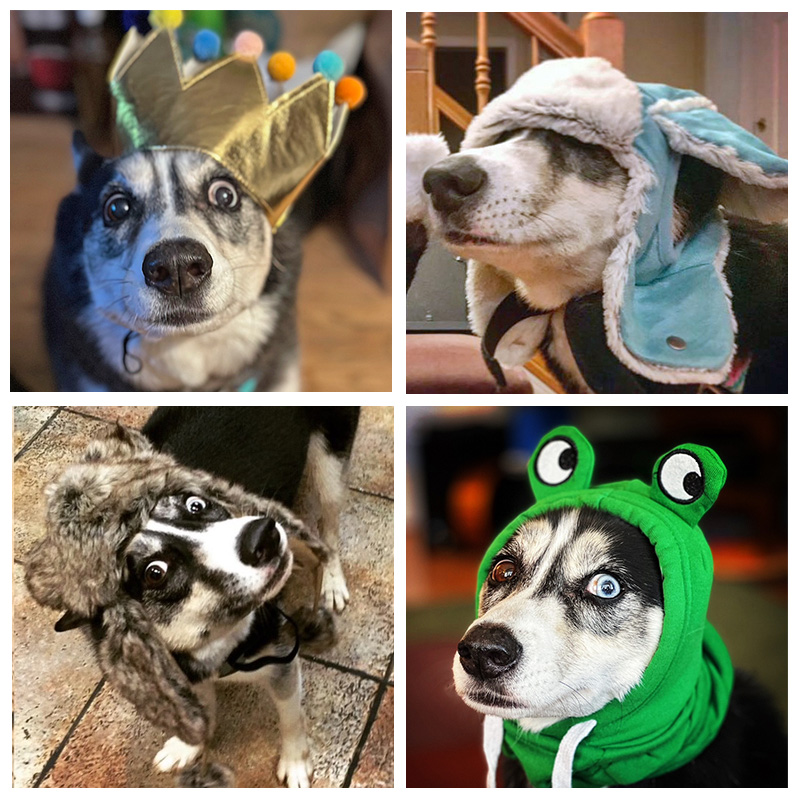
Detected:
left=215, top=185, right=234, bottom=206
left=558, top=446, right=577, bottom=471
left=189, top=499, right=204, bottom=513
left=108, top=197, right=129, bottom=220
left=683, top=471, right=703, bottom=498
left=146, top=564, right=164, bottom=582
left=600, top=579, right=615, bottom=595
left=495, top=562, right=514, bottom=581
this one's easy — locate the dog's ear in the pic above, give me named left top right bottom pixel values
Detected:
left=83, top=423, right=155, bottom=463
left=96, top=602, right=209, bottom=746
left=71, top=130, right=106, bottom=186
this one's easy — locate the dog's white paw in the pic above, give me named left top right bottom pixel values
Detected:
left=154, top=737, right=202, bottom=772
left=321, top=564, right=350, bottom=613
left=277, top=752, right=313, bottom=788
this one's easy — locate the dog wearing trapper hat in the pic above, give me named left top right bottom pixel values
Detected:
left=44, top=11, right=365, bottom=392
left=452, top=425, right=787, bottom=787
left=407, top=57, right=787, bottom=393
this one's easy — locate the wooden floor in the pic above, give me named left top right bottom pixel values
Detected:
left=10, top=114, right=391, bottom=392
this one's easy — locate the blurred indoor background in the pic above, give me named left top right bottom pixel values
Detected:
left=406, top=406, right=787, bottom=787
left=11, top=10, right=391, bottom=392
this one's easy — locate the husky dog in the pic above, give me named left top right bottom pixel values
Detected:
left=24, top=407, right=360, bottom=786
left=45, top=135, right=303, bottom=391
left=454, top=507, right=787, bottom=787
left=407, top=59, right=787, bottom=393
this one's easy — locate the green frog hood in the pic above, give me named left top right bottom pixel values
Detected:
left=475, top=425, right=734, bottom=787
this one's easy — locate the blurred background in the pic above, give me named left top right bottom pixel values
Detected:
left=406, top=405, right=787, bottom=787
left=10, top=10, right=391, bottom=392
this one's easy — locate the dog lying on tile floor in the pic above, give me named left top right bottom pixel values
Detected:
left=407, top=58, right=787, bottom=393
left=24, top=407, right=360, bottom=786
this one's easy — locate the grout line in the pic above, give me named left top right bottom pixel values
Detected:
left=348, top=485, right=394, bottom=502
left=32, top=678, right=106, bottom=787
left=300, top=653, right=386, bottom=685
left=13, top=408, right=63, bottom=462
left=341, top=653, right=393, bottom=788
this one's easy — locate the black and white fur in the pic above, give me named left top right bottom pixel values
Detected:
left=25, top=407, right=359, bottom=787
left=137, top=407, right=359, bottom=785
left=45, top=135, right=303, bottom=391
left=409, top=129, right=787, bottom=393
left=453, top=507, right=787, bottom=787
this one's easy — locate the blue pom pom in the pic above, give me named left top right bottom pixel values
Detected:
left=193, top=29, right=221, bottom=61
left=312, top=50, right=344, bottom=82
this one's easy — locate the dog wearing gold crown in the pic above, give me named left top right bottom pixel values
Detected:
left=44, top=15, right=364, bottom=392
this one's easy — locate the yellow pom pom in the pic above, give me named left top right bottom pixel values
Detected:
left=268, top=52, right=296, bottom=82
left=335, top=76, right=366, bottom=110
left=148, top=10, right=183, bottom=30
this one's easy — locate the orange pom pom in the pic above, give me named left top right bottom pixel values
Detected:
left=335, top=76, right=366, bottom=110
left=268, top=52, right=296, bottom=82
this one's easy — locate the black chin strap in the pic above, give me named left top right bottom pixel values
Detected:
left=222, top=606, right=299, bottom=675
left=481, top=292, right=551, bottom=390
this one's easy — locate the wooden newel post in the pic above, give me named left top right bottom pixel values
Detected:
left=580, top=13, right=624, bottom=71
left=475, top=12, right=491, bottom=112
left=421, top=12, right=439, bottom=132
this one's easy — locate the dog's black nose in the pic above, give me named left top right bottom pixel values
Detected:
left=423, top=158, right=486, bottom=213
left=142, top=238, right=213, bottom=297
left=458, top=623, right=521, bottom=680
left=238, top=518, right=282, bottom=567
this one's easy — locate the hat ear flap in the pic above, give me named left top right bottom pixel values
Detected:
left=95, top=602, right=209, bottom=746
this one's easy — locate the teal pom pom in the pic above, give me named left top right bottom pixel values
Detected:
left=312, top=50, right=344, bottom=82
left=193, top=29, right=221, bottom=61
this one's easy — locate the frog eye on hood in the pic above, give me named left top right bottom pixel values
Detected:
left=527, top=426, right=594, bottom=502
left=534, top=438, right=578, bottom=486
left=656, top=450, right=705, bottom=504
left=650, top=443, right=727, bottom=527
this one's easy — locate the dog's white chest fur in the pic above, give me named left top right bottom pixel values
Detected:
left=80, top=295, right=286, bottom=391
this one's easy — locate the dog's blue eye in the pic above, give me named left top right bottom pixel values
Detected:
left=208, top=179, right=240, bottom=210
left=185, top=496, right=207, bottom=514
left=103, top=192, right=131, bottom=224
left=586, top=573, right=621, bottom=599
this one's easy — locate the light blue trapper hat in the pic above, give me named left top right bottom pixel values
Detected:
left=461, top=58, right=787, bottom=386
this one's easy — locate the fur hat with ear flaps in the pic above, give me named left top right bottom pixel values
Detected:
left=408, top=57, right=787, bottom=388
left=24, top=423, right=329, bottom=749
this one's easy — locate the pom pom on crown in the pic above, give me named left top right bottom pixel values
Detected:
left=267, top=51, right=296, bottom=82
left=193, top=29, right=221, bottom=62
left=335, top=76, right=366, bottom=110
left=148, top=9, right=183, bottom=30
left=233, top=30, right=264, bottom=59
left=313, top=50, right=345, bottom=82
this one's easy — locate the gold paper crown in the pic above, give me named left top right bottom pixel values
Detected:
left=108, top=27, right=349, bottom=227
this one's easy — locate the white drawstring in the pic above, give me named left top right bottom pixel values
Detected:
left=483, top=716, right=597, bottom=788
left=483, top=715, right=505, bottom=788
left=552, top=720, right=597, bottom=788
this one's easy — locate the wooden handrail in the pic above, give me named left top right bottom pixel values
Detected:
left=434, top=86, right=473, bottom=131
left=503, top=12, right=583, bottom=59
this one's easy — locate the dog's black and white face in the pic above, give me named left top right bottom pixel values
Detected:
left=77, top=145, right=272, bottom=337
left=123, top=491, right=292, bottom=655
left=453, top=507, right=664, bottom=730
left=423, top=129, right=627, bottom=297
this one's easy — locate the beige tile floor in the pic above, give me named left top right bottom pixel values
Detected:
left=13, top=406, right=394, bottom=788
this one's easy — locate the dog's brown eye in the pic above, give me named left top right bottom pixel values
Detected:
left=144, top=560, right=169, bottom=588
left=103, top=192, right=131, bottom=224
left=490, top=559, right=517, bottom=583
left=208, top=179, right=240, bottom=210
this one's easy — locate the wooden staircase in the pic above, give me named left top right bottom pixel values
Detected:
left=406, top=12, right=625, bottom=393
